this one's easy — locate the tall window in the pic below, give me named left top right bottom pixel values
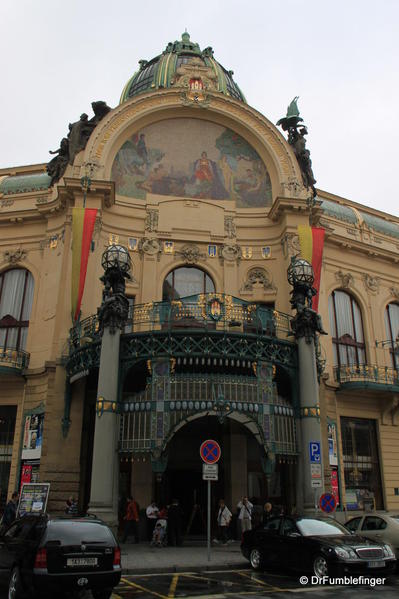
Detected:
left=385, top=303, right=399, bottom=369
left=341, top=417, right=383, bottom=510
left=0, top=269, right=34, bottom=351
left=162, top=267, right=215, bottom=301
left=328, top=290, right=366, bottom=367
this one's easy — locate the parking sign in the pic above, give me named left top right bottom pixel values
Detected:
left=309, top=441, right=321, bottom=463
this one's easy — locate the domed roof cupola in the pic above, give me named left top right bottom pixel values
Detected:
left=120, top=32, right=246, bottom=103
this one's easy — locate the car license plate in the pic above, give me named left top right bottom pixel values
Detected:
left=368, top=561, right=384, bottom=568
left=67, top=557, right=98, bottom=567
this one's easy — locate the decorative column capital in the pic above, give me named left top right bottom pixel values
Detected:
left=291, top=307, right=327, bottom=343
left=97, top=293, right=129, bottom=335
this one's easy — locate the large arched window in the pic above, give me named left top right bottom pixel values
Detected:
left=385, top=302, right=399, bottom=369
left=328, top=290, right=366, bottom=367
left=0, top=269, right=34, bottom=351
left=162, top=267, right=215, bottom=301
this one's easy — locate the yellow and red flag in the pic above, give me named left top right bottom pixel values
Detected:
left=297, top=225, right=325, bottom=312
left=71, top=207, right=98, bottom=322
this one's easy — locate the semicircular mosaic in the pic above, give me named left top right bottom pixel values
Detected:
left=111, top=118, right=272, bottom=208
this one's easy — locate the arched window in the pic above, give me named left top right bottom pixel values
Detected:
left=162, top=267, right=215, bottom=301
left=328, top=290, right=366, bottom=367
left=0, top=269, right=34, bottom=351
left=385, top=303, right=399, bottom=369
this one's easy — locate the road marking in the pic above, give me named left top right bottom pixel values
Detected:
left=238, top=570, right=281, bottom=591
left=121, top=576, right=169, bottom=599
left=167, top=573, right=179, bottom=598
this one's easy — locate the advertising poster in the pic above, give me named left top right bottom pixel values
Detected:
left=331, top=469, right=340, bottom=505
left=327, top=422, right=338, bottom=466
left=22, top=414, right=44, bottom=460
left=17, top=483, right=50, bottom=517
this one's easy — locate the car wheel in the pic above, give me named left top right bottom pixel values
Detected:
left=249, top=548, right=263, bottom=570
left=313, top=554, right=329, bottom=578
left=92, top=589, right=113, bottom=599
left=8, top=567, right=24, bottom=599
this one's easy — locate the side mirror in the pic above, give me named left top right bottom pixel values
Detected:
left=288, top=532, right=301, bottom=538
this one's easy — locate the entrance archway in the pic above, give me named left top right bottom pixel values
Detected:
left=159, top=413, right=268, bottom=537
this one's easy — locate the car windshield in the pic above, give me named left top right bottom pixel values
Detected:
left=296, top=518, right=349, bottom=536
left=44, top=521, right=114, bottom=544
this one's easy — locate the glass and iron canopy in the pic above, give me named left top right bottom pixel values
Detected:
left=120, top=32, right=246, bottom=103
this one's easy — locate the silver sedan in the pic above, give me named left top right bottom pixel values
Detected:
left=345, top=514, right=399, bottom=558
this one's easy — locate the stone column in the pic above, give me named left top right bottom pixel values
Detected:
left=88, top=328, right=122, bottom=526
left=89, top=245, right=131, bottom=528
left=287, top=258, right=327, bottom=513
left=297, top=331, right=323, bottom=511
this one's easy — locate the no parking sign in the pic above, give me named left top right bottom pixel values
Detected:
left=200, top=439, right=221, bottom=464
left=319, top=492, right=337, bottom=514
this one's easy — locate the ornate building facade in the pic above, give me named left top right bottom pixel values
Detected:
left=1, top=33, right=399, bottom=523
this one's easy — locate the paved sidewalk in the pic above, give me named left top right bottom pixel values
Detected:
left=120, top=540, right=248, bottom=574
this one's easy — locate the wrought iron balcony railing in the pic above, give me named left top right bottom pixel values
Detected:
left=0, top=347, right=30, bottom=371
left=334, top=364, right=399, bottom=387
left=69, top=293, right=292, bottom=351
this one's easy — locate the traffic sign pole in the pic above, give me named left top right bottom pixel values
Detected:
left=207, top=479, right=211, bottom=562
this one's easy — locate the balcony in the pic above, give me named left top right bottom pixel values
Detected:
left=67, top=294, right=297, bottom=380
left=0, top=347, right=30, bottom=374
left=333, top=364, right=399, bottom=393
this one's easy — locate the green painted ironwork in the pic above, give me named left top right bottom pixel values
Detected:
left=334, top=364, right=399, bottom=390
left=0, top=347, right=30, bottom=373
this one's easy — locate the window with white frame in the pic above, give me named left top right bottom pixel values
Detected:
left=0, top=269, right=34, bottom=351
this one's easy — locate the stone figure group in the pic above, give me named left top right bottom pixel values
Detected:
left=277, top=97, right=317, bottom=197
left=46, top=101, right=111, bottom=185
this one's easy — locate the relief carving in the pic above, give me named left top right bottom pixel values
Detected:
left=4, top=248, right=27, bottom=264
left=389, top=287, right=399, bottom=300
left=362, top=273, right=380, bottom=294
left=241, top=267, right=277, bottom=293
left=335, top=271, right=354, bottom=289
left=281, top=233, right=300, bottom=259
left=138, top=237, right=161, bottom=259
left=219, top=244, right=241, bottom=263
left=145, top=209, right=159, bottom=232
left=224, top=215, right=236, bottom=239
left=176, top=244, right=206, bottom=265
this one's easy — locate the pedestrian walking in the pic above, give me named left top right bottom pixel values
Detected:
left=65, top=496, right=78, bottom=515
left=262, top=501, right=273, bottom=525
left=1, top=492, right=18, bottom=529
left=214, top=499, right=232, bottom=545
left=146, top=500, right=159, bottom=541
left=122, top=496, right=140, bottom=543
left=167, top=499, right=183, bottom=546
left=237, top=496, right=253, bottom=533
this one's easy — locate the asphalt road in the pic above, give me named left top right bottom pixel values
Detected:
left=111, top=569, right=399, bottom=598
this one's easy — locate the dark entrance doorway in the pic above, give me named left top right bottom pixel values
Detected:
left=161, top=414, right=266, bottom=537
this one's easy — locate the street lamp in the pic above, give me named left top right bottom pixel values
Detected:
left=89, top=244, right=131, bottom=527
left=98, top=245, right=131, bottom=333
left=287, top=257, right=326, bottom=512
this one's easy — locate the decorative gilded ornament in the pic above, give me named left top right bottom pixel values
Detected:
left=242, top=247, right=252, bottom=259
left=164, top=241, right=174, bottom=254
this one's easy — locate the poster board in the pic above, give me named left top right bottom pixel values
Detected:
left=17, top=483, right=50, bottom=517
left=22, top=414, right=44, bottom=460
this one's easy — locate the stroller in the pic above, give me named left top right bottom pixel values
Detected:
left=151, top=518, right=168, bottom=547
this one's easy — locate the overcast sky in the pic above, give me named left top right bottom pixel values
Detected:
left=1, top=0, right=398, bottom=215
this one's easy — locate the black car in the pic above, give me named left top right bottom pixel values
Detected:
left=241, top=515, right=396, bottom=577
left=0, top=514, right=121, bottom=598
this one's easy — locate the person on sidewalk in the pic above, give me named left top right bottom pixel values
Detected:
left=122, top=496, right=140, bottom=543
left=237, top=496, right=253, bottom=534
left=2, top=492, right=18, bottom=528
left=167, top=499, right=183, bottom=546
left=262, top=501, right=274, bottom=525
left=214, top=499, right=232, bottom=545
left=146, top=500, right=159, bottom=541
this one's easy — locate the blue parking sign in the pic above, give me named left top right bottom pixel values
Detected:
left=309, top=441, right=321, bottom=463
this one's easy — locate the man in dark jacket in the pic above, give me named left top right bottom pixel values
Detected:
left=2, top=492, right=19, bottom=527
left=167, top=499, right=183, bottom=546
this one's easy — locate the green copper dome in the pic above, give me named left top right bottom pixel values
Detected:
left=120, top=32, right=246, bottom=104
